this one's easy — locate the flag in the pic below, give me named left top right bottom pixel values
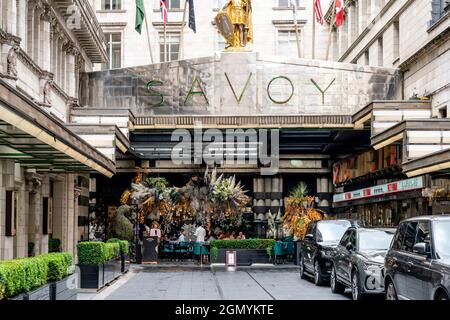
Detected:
left=335, top=0, right=345, bottom=27
left=188, top=0, right=196, bottom=33
left=160, top=0, right=168, bottom=25
left=313, top=0, right=324, bottom=25
left=135, top=0, right=145, bottom=34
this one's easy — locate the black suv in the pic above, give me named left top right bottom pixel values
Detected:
left=330, top=227, right=396, bottom=300
left=384, top=215, right=450, bottom=300
left=299, top=219, right=364, bottom=286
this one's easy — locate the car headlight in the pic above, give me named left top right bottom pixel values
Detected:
left=362, top=263, right=383, bottom=274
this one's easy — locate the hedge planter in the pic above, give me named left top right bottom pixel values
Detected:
left=213, top=249, right=271, bottom=266
left=103, top=259, right=116, bottom=284
left=121, top=254, right=130, bottom=273
left=50, top=273, right=77, bottom=300
left=9, top=284, right=51, bottom=300
left=78, top=264, right=104, bottom=290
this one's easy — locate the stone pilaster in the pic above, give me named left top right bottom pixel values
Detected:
left=26, top=171, right=43, bottom=256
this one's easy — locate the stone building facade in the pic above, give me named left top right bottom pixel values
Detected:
left=92, top=0, right=334, bottom=69
left=0, top=0, right=113, bottom=260
left=328, top=0, right=450, bottom=224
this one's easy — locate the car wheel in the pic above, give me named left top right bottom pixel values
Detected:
left=314, top=260, right=325, bottom=286
left=299, top=256, right=308, bottom=279
left=330, top=265, right=345, bottom=294
left=436, top=292, right=449, bottom=301
left=385, top=281, right=398, bottom=301
left=351, top=271, right=364, bottom=301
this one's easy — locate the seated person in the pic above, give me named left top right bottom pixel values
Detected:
left=229, top=231, right=236, bottom=240
left=207, top=231, right=216, bottom=242
left=237, top=231, right=246, bottom=240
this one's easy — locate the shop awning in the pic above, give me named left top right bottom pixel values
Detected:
left=403, top=148, right=450, bottom=177
left=0, top=79, right=115, bottom=177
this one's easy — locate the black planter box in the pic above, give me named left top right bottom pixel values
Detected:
left=50, top=273, right=78, bottom=300
left=212, top=249, right=271, bottom=266
left=24, top=284, right=50, bottom=300
left=114, top=258, right=121, bottom=279
left=78, top=263, right=104, bottom=289
left=121, top=254, right=130, bottom=273
left=103, top=259, right=121, bottom=285
left=9, top=293, right=26, bottom=300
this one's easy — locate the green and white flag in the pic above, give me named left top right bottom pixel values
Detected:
left=135, top=0, right=145, bottom=34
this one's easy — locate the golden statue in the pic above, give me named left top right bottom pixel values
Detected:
left=215, top=0, right=253, bottom=51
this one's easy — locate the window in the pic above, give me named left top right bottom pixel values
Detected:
left=377, top=37, right=384, bottom=67
left=167, top=0, right=181, bottom=10
left=104, top=32, right=122, bottom=69
left=364, top=50, right=370, bottom=65
left=392, top=222, right=406, bottom=250
left=339, top=230, right=352, bottom=246
left=401, top=221, right=418, bottom=252
left=438, top=106, right=448, bottom=118
left=278, top=0, right=300, bottom=7
left=431, top=0, right=450, bottom=24
left=101, top=0, right=122, bottom=10
left=278, top=30, right=299, bottom=58
left=5, top=191, right=17, bottom=237
left=348, top=230, right=357, bottom=248
left=160, top=32, right=180, bottom=62
left=415, top=221, right=431, bottom=244
left=393, top=20, right=400, bottom=60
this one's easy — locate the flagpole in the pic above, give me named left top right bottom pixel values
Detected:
left=179, top=0, right=188, bottom=60
left=293, top=3, right=301, bottom=58
left=326, top=0, right=337, bottom=61
left=142, top=0, right=154, bottom=64
left=312, top=1, right=316, bottom=59
left=164, top=22, right=167, bottom=62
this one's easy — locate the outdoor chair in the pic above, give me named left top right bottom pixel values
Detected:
left=193, top=242, right=210, bottom=264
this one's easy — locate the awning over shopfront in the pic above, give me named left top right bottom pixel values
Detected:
left=0, top=79, right=115, bottom=177
left=403, top=148, right=450, bottom=177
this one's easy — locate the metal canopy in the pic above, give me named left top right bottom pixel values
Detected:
left=0, top=79, right=116, bottom=177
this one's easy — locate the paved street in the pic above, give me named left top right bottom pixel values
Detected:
left=79, top=266, right=351, bottom=300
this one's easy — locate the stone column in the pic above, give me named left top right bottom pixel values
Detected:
left=254, top=177, right=265, bottom=220
left=15, top=166, right=28, bottom=258
left=65, top=45, right=78, bottom=98
left=52, top=174, right=75, bottom=254
left=264, top=177, right=272, bottom=220
left=26, top=171, right=43, bottom=256
left=40, top=8, right=52, bottom=71
left=317, top=177, right=332, bottom=215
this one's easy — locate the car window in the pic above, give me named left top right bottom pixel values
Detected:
left=415, top=221, right=431, bottom=244
left=401, top=221, right=418, bottom=252
left=348, top=230, right=357, bottom=247
left=306, top=222, right=315, bottom=236
left=339, top=230, right=352, bottom=246
left=316, top=221, right=351, bottom=242
left=358, top=230, right=395, bottom=251
left=433, top=220, right=450, bottom=260
left=391, top=223, right=406, bottom=250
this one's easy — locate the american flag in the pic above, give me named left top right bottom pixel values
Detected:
left=314, top=0, right=324, bottom=25
left=160, top=0, right=168, bottom=25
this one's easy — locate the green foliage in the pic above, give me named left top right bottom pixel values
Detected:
left=211, top=247, right=219, bottom=263
left=107, top=238, right=129, bottom=255
left=104, top=242, right=120, bottom=261
left=38, top=253, right=73, bottom=282
left=111, top=208, right=134, bottom=241
left=48, top=238, right=61, bottom=253
left=144, top=176, right=169, bottom=193
left=77, top=242, right=106, bottom=265
left=209, top=239, right=276, bottom=250
left=289, top=182, right=309, bottom=200
left=0, top=255, right=48, bottom=299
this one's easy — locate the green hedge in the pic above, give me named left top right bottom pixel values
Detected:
left=77, top=242, right=105, bottom=265
left=209, top=239, right=276, bottom=250
left=0, top=252, right=73, bottom=299
left=38, top=253, right=73, bottom=282
left=77, top=241, right=120, bottom=265
left=107, top=238, right=130, bottom=255
left=104, top=242, right=120, bottom=261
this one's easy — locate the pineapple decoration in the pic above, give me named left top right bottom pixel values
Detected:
left=282, top=182, right=323, bottom=239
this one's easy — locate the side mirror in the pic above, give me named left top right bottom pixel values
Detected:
left=413, top=242, right=429, bottom=256
left=304, top=234, right=314, bottom=241
left=346, top=243, right=354, bottom=252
